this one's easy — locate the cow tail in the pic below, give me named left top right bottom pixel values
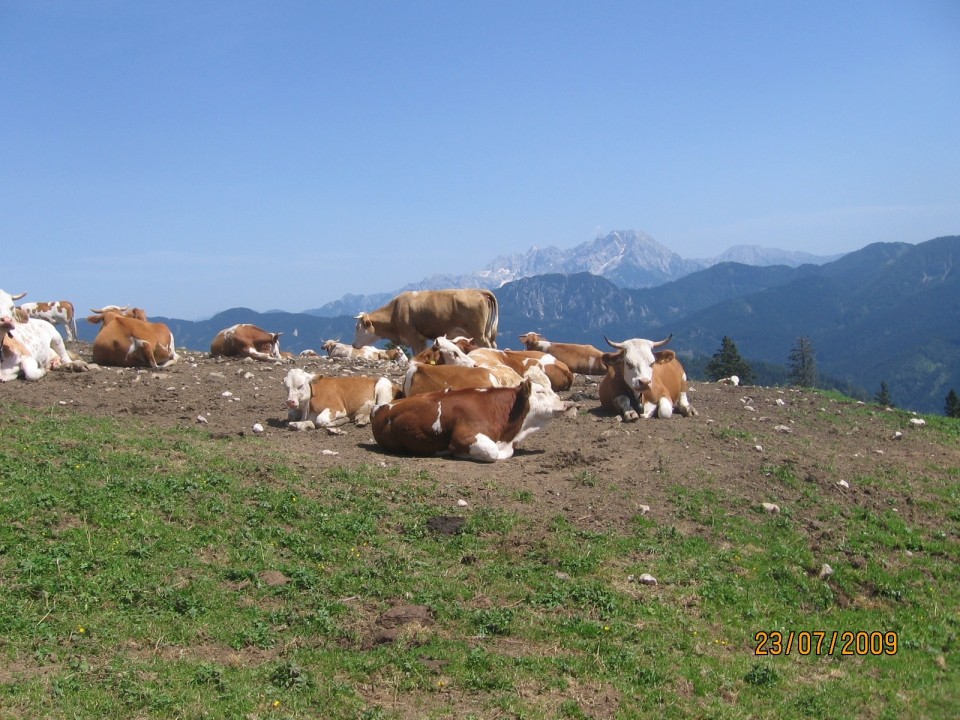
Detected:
left=484, top=290, right=499, bottom=348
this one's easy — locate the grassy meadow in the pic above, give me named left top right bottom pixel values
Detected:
left=0, top=401, right=957, bottom=719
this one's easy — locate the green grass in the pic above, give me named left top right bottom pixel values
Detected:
left=1, top=403, right=958, bottom=718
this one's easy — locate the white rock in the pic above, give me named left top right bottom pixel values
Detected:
left=774, top=425, right=792, bottom=433
left=893, top=431, right=903, bottom=440
left=755, top=445, right=764, bottom=452
left=818, top=564, right=834, bottom=579
left=837, top=480, right=849, bottom=488
left=196, top=415, right=208, bottom=424
left=761, top=502, right=780, bottom=514
left=637, top=504, right=650, bottom=515
left=243, top=372, right=255, bottom=380
left=252, top=423, right=264, bottom=434
left=909, top=418, right=926, bottom=427
left=638, top=573, right=658, bottom=585
left=322, top=449, right=340, bottom=456
left=775, top=398, right=786, bottom=406
left=221, top=391, right=233, bottom=398
left=457, top=499, right=469, bottom=507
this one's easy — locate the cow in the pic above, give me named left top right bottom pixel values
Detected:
left=88, top=307, right=178, bottom=368
left=210, top=324, right=282, bottom=362
left=403, top=360, right=523, bottom=397
left=353, top=289, right=499, bottom=354
left=322, top=339, right=404, bottom=363
left=598, top=335, right=697, bottom=420
left=518, top=332, right=607, bottom=375
left=282, top=367, right=401, bottom=431
left=0, top=290, right=83, bottom=381
left=371, top=378, right=569, bottom=462
left=19, top=300, right=79, bottom=341
left=414, top=336, right=562, bottom=390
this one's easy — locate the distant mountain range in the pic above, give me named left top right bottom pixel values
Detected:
left=305, top=230, right=839, bottom=317
left=73, top=234, right=959, bottom=414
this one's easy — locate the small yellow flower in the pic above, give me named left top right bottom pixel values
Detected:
left=77, top=625, right=86, bottom=634
left=603, top=625, right=611, bottom=632
left=272, top=699, right=281, bottom=708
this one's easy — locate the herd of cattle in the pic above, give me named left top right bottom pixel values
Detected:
left=1, top=288, right=697, bottom=462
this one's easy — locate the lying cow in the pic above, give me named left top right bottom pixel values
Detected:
left=371, top=378, right=568, bottom=462
left=0, top=290, right=84, bottom=381
left=19, top=300, right=79, bottom=341
left=403, top=360, right=523, bottom=397
left=599, top=335, right=697, bottom=420
left=354, top=288, right=499, bottom=354
left=211, top=324, right=283, bottom=362
left=413, top=336, right=560, bottom=390
left=518, top=332, right=606, bottom=375
left=322, top=340, right=406, bottom=363
left=88, top=307, right=178, bottom=368
left=282, top=367, right=401, bottom=431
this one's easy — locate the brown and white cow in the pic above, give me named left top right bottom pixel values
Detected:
left=403, top=360, right=523, bottom=397
left=372, top=378, right=568, bottom=462
left=518, top=332, right=607, bottom=375
left=598, top=335, right=697, bottom=420
left=322, top=339, right=406, bottom=364
left=88, top=307, right=179, bottom=368
left=353, top=289, right=499, bottom=354
left=0, top=290, right=83, bottom=381
left=415, top=336, right=561, bottom=390
left=210, top=324, right=283, bottom=362
left=282, top=367, right=401, bottom=431
left=19, top=300, right=78, bottom=341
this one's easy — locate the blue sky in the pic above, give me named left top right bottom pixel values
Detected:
left=2, top=1, right=958, bottom=319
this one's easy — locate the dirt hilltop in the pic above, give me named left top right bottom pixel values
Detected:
left=4, top=341, right=955, bottom=537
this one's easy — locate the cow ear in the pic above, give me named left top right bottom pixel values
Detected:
left=13, top=308, right=28, bottom=323
left=654, top=350, right=676, bottom=364
left=601, top=350, right=623, bottom=368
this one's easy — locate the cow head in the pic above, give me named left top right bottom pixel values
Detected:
left=518, top=332, right=544, bottom=349
left=0, top=290, right=28, bottom=325
left=353, top=313, right=378, bottom=348
left=602, top=335, right=673, bottom=395
left=283, top=368, right=317, bottom=410
left=432, top=336, right=476, bottom=367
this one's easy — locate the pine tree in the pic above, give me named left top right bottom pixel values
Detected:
left=946, top=389, right=960, bottom=418
left=705, top=336, right=755, bottom=384
left=787, top=336, right=818, bottom=388
left=874, top=381, right=893, bottom=407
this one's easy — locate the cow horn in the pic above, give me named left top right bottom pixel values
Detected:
left=604, top=336, right=625, bottom=349
left=11, top=292, right=27, bottom=300
left=652, top=334, right=674, bottom=348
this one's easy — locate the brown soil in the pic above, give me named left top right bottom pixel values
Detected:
left=4, top=341, right=956, bottom=537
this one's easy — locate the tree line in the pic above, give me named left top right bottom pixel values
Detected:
left=702, top=335, right=960, bottom=418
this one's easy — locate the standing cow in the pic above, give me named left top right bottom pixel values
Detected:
left=353, top=289, right=499, bottom=355
left=599, top=335, right=697, bottom=420
left=19, top=300, right=79, bottom=341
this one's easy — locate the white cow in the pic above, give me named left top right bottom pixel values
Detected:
left=0, top=290, right=84, bottom=381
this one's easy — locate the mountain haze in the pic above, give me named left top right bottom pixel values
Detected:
left=305, top=230, right=838, bottom=317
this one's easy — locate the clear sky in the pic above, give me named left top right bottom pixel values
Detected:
left=2, top=1, right=959, bottom=319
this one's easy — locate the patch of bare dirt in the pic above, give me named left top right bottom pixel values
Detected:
left=4, top=341, right=957, bottom=537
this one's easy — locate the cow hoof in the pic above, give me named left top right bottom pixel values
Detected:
left=623, top=411, right=640, bottom=422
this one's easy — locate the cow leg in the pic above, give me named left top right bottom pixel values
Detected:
left=614, top=394, right=640, bottom=422
left=676, top=392, right=697, bottom=417
left=314, top=409, right=349, bottom=428
left=19, top=356, right=47, bottom=381
left=641, top=401, right=658, bottom=419
left=245, top=349, right=278, bottom=362
left=287, top=420, right=317, bottom=431
left=49, top=333, right=73, bottom=365
left=451, top=429, right=499, bottom=462
left=657, top=397, right=674, bottom=419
